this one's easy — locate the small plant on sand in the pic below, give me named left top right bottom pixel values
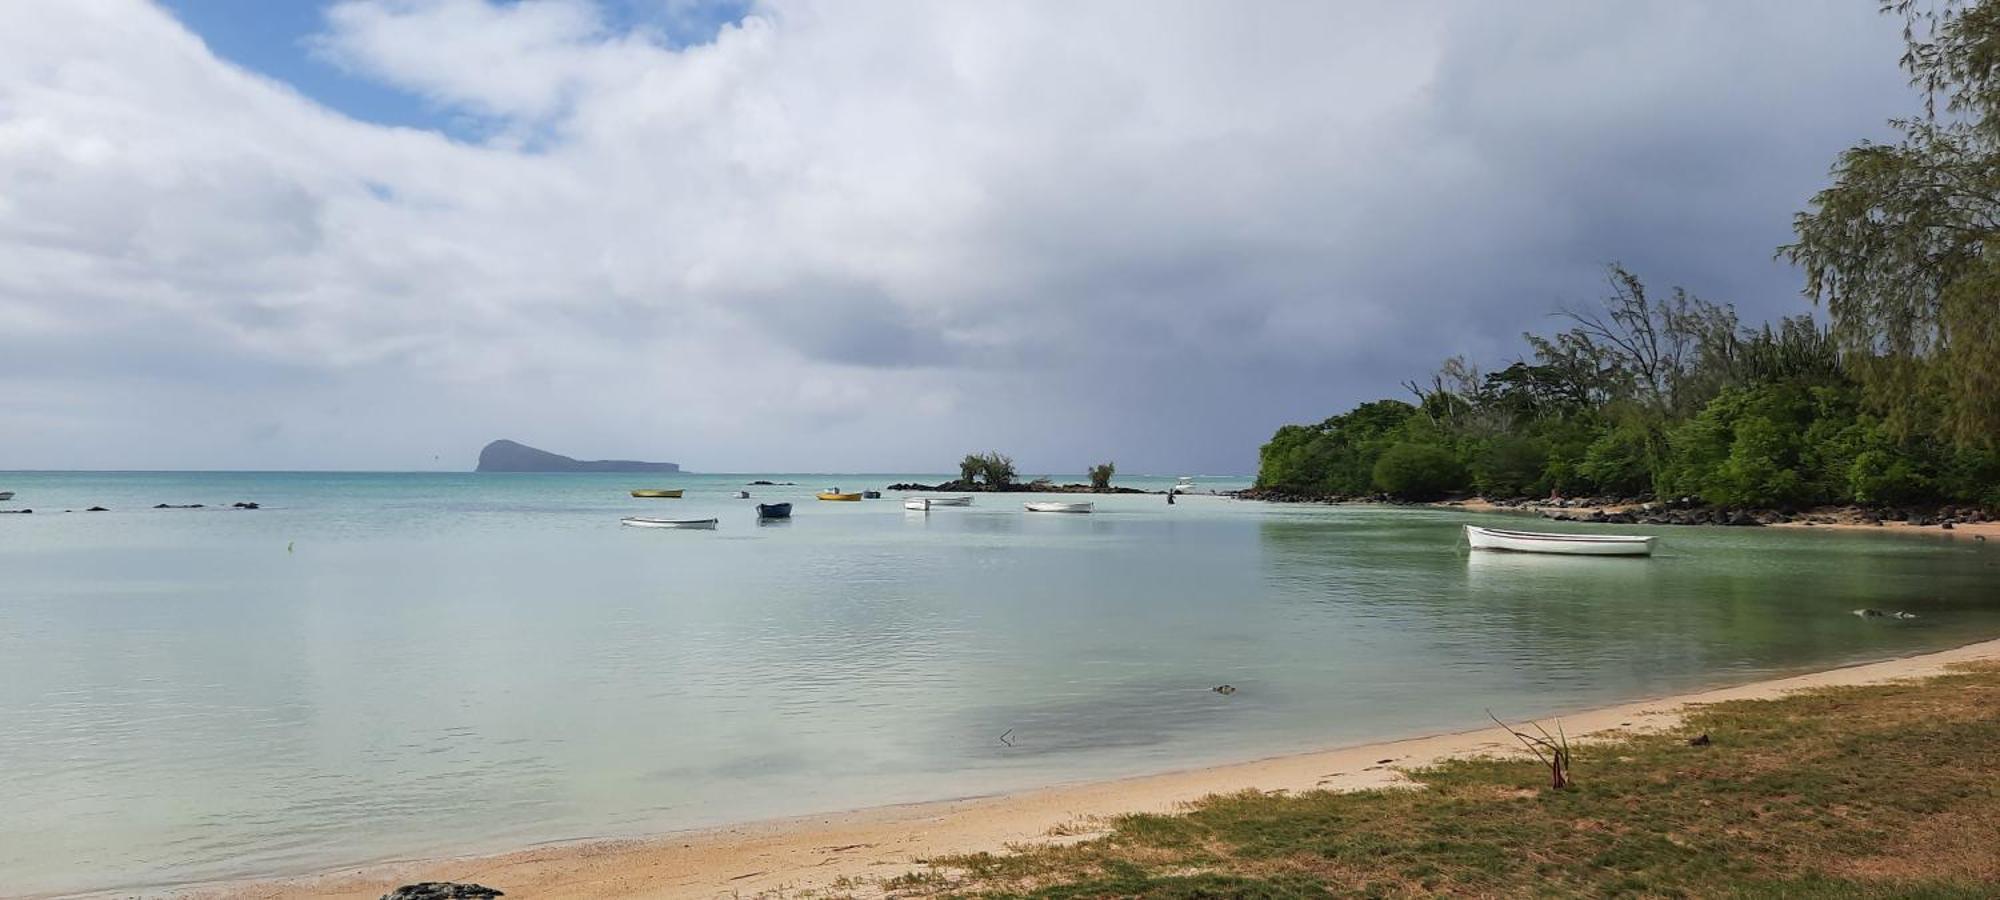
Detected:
left=1489, top=710, right=1573, bottom=789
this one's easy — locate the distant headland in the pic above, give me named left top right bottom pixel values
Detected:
left=474, top=439, right=679, bottom=473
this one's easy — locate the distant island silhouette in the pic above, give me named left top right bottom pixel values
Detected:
left=475, top=439, right=679, bottom=473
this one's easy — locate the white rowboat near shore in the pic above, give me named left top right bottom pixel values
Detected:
left=1025, top=501, right=1094, bottom=514
left=1463, top=524, right=1654, bottom=556
left=917, top=495, right=972, bottom=506
left=622, top=517, right=718, bottom=529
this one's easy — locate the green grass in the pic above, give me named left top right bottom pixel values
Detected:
left=879, top=663, right=2000, bottom=898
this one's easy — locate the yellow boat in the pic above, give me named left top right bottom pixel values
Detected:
left=631, top=489, right=684, bottom=498
left=816, top=491, right=863, bottom=501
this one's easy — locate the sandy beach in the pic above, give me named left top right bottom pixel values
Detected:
left=181, top=636, right=2000, bottom=900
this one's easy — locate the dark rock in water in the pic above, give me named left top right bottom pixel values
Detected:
left=861, top=490, right=882, bottom=499
left=1853, top=608, right=1886, bottom=618
left=1, top=509, right=28, bottom=514
left=475, top=439, right=678, bottom=473
left=232, top=502, right=260, bottom=510
left=887, top=478, right=1153, bottom=495
left=86, top=506, right=108, bottom=512
left=1211, top=684, right=1237, bottom=695
left=380, top=884, right=503, bottom=900
left=154, top=503, right=205, bottom=509
left=1725, top=511, right=1761, bottom=527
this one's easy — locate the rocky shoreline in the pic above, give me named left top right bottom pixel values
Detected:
left=1229, top=488, right=1993, bottom=531
left=885, top=479, right=1157, bottom=495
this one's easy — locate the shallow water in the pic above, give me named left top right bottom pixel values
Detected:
left=2, top=472, right=1997, bottom=895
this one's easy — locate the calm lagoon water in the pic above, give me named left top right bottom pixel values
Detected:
left=3, top=471, right=1999, bottom=895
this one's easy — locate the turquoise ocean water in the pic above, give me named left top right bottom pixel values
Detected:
left=3, top=471, right=1999, bottom=895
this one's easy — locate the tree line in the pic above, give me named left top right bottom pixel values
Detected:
left=1256, top=2, right=2000, bottom=510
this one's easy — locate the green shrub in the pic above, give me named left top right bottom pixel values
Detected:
left=959, top=452, right=1017, bottom=486
left=1848, top=450, right=1929, bottom=506
left=1472, top=435, right=1548, bottom=498
left=1088, top=461, right=1115, bottom=489
left=1578, top=424, right=1655, bottom=496
left=1371, top=443, right=1467, bottom=500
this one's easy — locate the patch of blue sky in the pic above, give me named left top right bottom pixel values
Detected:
left=156, top=0, right=756, bottom=140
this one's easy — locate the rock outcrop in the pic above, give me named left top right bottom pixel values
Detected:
left=884, top=479, right=1152, bottom=494
left=474, top=439, right=680, bottom=473
left=380, top=884, right=503, bottom=900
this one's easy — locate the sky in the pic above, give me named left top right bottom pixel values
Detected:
left=0, top=1, right=1915, bottom=473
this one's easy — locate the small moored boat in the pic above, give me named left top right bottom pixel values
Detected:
left=735, top=490, right=750, bottom=499
left=904, top=498, right=932, bottom=511
left=0, top=491, right=12, bottom=501
left=1463, top=524, right=1654, bottom=556
left=630, top=489, right=684, bottom=499
left=621, top=516, right=717, bottom=529
left=918, top=495, right=972, bottom=506
left=756, top=502, right=792, bottom=519
left=1025, top=501, right=1094, bottom=513
left=817, top=491, right=863, bottom=501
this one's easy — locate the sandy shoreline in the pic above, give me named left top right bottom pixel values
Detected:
left=174, top=637, right=2000, bottom=900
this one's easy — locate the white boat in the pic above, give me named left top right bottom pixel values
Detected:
left=918, top=495, right=972, bottom=506
left=0, top=491, right=12, bottom=501
left=904, top=498, right=933, bottom=511
left=621, top=516, right=718, bottom=529
left=1463, top=524, right=1653, bottom=556
left=1025, top=501, right=1094, bottom=513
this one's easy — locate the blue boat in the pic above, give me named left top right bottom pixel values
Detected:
left=756, top=502, right=793, bottom=519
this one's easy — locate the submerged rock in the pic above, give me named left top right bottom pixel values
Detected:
left=380, top=883, right=504, bottom=900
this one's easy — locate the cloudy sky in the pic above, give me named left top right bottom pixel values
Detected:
left=0, top=1, right=1911, bottom=473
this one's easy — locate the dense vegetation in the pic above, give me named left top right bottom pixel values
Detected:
left=1257, top=2, right=2000, bottom=509
left=883, top=663, right=2000, bottom=897
left=960, top=452, right=1019, bottom=487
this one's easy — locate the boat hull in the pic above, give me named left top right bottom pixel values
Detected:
left=816, top=492, right=863, bottom=501
left=1464, top=524, right=1653, bottom=556
left=756, top=503, right=792, bottom=519
left=630, top=490, right=684, bottom=498
left=1025, top=501, right=1094, bottom=513
left=621, top=516, right=716, bottom=529
left=0, top=492, right=12, bottom=501
left=919, top=495, right=972, bottom=506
